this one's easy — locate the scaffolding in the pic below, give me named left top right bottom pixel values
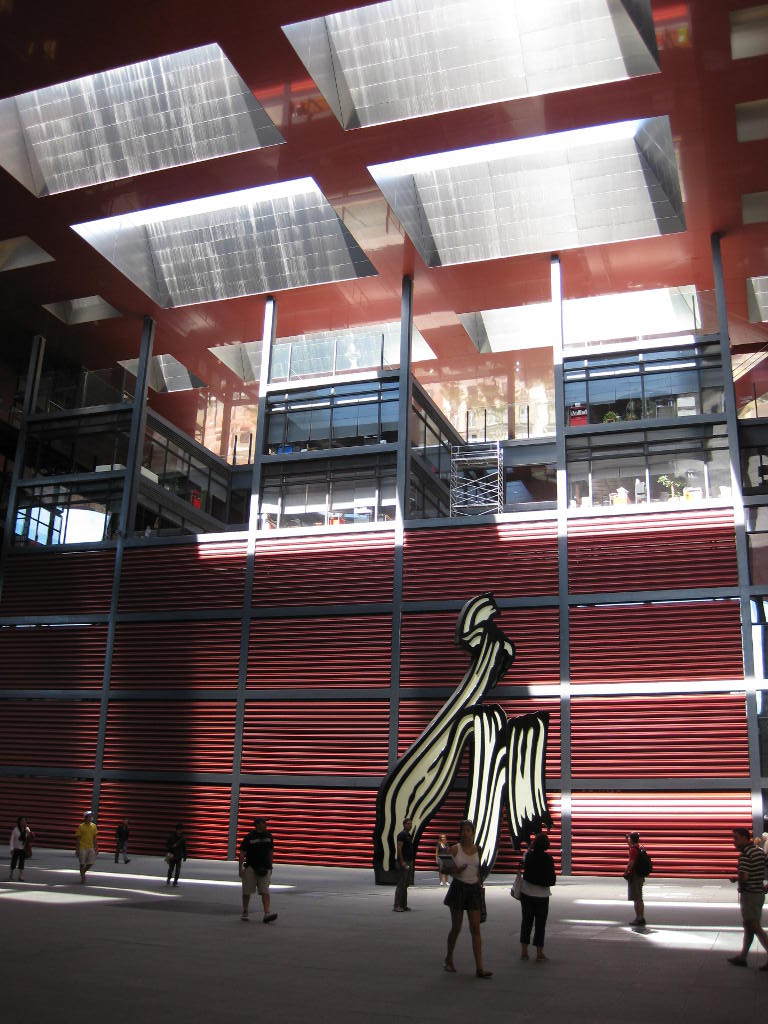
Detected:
left=450, top=442, right=504, bottom=517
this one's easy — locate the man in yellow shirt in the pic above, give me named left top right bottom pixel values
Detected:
left=76, top=810, right=98, bottom=883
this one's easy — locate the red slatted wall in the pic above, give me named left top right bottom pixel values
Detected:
left=399, top=608, right=560, bottom=688
left=110, top=620, right=241, bottom=689
left=402, top=521, right=558, bottom=600
left=571, top=791, right=752, bottom=876
left=247, top=614, right=392, bottom=688
left=102, top=702, right=237, bottom=772
left=568, top=508, right=738, bottom=592
left=0, top=777, right=95, bottom=849
left=0, top=700, right=99, bottom=769
left=118, top=541, right=247, bottom=611
left=570, top=601, right=744, bottom=686
left=0, top=549, right=115, bottom=615
left=414, top=791, right=562, bottom=874
left=241, top=701, right=389, bottom=775
left=252, top=530, right=395, bottom=606
left=571, top=694, right=750, bottom=777
left=0, top=623, right=107, bottom=690
left=237, top=786, right=377, bottom=866
left=398, top=698, right=561, bottom=777
left=97, top=781, right=230, bottom=858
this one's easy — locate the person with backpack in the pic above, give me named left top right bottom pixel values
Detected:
left=623, top=831, right=652, bottom=926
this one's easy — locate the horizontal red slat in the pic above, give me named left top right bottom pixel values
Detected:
left=237, top=786, right=378, bottom=866
left=252, top=530, right=395, bottom=606
left=103, top=702, right=236, bottom=772
left=110, top=620, right=241, bottom=688
left=0, top=549, right=115, bottom=616
left=97, top=781, right=230, bottom=859
left=118, top=541, right=247, bottom=611
left=571, top=694, right=750, bottom=777
left=398, top=698, right=561, bottom=777
left=403, top=521, right=558, bottom=600
left=247, top=614, right=392, bottom=688
left=399, top=609, right=560, bottom=688
left=571, top=791, right=753, bottom=876
left=568, top=508, right=738, bottom=593
left=0, top=623, right=107, bottom=690
left=0, top=700, right=99, bottom=769
left=570, top=601, right=744, bottom=685
left=242, top=701, right=389, bottom=775
left=0, top=777, right=95, bottom=849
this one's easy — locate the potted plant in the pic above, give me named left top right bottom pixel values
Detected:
left=602, top=410, right=621, bottom=423
left=657, top=473, right=687, bottom=499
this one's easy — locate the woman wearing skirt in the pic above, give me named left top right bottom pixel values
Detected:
left=442, top=819, right=492, bottom=978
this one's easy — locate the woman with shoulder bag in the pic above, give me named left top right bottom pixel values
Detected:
left=9, top=816, right=31, bottom=881
left=442, top=819, right=492, bottom=978
left=518, top=832, right=557, bottom=962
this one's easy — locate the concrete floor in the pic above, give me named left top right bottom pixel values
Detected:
left=1, top=851, right=765, bottom=1023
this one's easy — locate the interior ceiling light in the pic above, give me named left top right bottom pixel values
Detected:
left=283, top=0, right=660, bottom=130
left=42, top=295, right=120, bottom=324
left=747, top=276, right=768, bottom=323
left=71, top=179, right=377, bottom=308
left=119, top=354, right=206, bottom=393
left=0, top=43, right=284, bottom=197
left=368, top=117, right=685, bottom=268
left=0, top=235, right=54, bottom=272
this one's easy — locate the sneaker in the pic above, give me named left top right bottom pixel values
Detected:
left=629, top=918, right=646, bottom=926
left=393, top=907, right=406, bottom=912
left=263, top=913, right=277, bottom=923
left=240, top=913, right=249, bottom=921
left=727, top=956, right=747, bottom=967
left=125, top=859, right=130, bottom=863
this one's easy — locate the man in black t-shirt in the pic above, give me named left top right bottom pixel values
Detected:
left=394, top=817, right=414, bottom=912
left=239, top=817, right=278, bottom=923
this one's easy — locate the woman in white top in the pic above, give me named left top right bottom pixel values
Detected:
left=9, top=816, right=31, bottom=881
left=518, top=832, right=557, bottom=961
left=442, top=819, right=492, bottom=978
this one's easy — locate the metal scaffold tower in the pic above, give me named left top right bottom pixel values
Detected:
left=450, top=442, right=504, bottom=517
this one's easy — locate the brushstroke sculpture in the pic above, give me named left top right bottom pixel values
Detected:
left=373, top=593, right=551, bottom=881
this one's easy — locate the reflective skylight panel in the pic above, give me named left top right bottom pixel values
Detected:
left=368, top=117, right=685, bottom=267
left=747, top=276, right=768, bottom=323
left=0, top=235, right=54, bottom=272
left=0, top=44, right=284, bottom=196
left=42, top=295, right=120, bottom=324
left=72, top=180, right=377, bottom=308
left=283, top=0, right=660, bottom=129
left=119, top=354, right=206, bottom=393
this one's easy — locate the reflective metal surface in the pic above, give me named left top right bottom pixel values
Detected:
left=42, top=295, right=121, bottom=324
left=0, top=44, right=284, bottom=196
left=283, top=0, right=660, bottom=129
left=72, top=179, right=378, bottom=307
left=369, top=117, right=685, bottom=267
left=0, top=235, right=54, bottom=273
left=747, top=276, right=768, bottom=323
left=119, top=354, right=207, bottom=393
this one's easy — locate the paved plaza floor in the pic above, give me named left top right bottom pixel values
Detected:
left=1, top=851, right=765, bottom=1022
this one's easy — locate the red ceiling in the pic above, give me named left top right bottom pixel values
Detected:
left=0, top=0, right=766, bottom=423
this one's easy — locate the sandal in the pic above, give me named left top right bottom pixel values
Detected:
left=476, top=969, right=493, bottom=979
left=443, top=960, right=456, bottom=973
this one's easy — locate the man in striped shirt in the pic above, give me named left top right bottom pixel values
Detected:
left=728, top=827, right=768, bottom=969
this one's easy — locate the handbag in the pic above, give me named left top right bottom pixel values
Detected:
left=511, top=871, right=522, bottom=900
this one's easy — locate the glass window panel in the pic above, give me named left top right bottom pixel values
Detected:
left=285, top=410, right=311, bottom=444
left=357, top=401, right=379, bottom=439
left=289, top=338, right=335, bottom=378
left=332, top=403, right=358, bottom=442
left=336, top=334, right=382, bottom=372
left=309, top=405, right=331, bottom=445
left=380, top=397, right=399, bottom=440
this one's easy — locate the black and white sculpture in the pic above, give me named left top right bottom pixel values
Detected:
left=373, top=593, right=551, bottom=882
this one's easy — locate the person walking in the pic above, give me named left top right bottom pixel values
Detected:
left=239, top=817, right=278, bottom=923
left=393, top=817, right=413, bottom=912
left=436, top=833, right=451, bottom=886
left=728, top=827, right=768, bottom=969
left=442, top=819, right=492, bottom=978
left=518, top=832, right=557, bottom=961
left=9, top=816, right=32, bottom=881
left=76, top=810, right=98, bottom=884
left=165, top=823, right=187, bottom=886
left=623, top=831, right=646, bottom=926
left=114, top=818, right=130, bottom=864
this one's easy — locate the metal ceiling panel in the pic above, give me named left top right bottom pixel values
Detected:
left=72, top=179, right=378, bottom=307
left=42, top=295, right=120, bottom=324
left=369, top=117, right=685, bottom=267
left=283, top=0, right=660, bottom=130
left=747, top=276, right=768, bottom=323
left=0, top=44, right=284, bottom=196
left=0, top=235, right=54, bottom=272
left=119, top=353, right=206, bottom=392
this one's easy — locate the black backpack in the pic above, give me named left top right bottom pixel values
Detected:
left=635, top=848, right=653, bottom=877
